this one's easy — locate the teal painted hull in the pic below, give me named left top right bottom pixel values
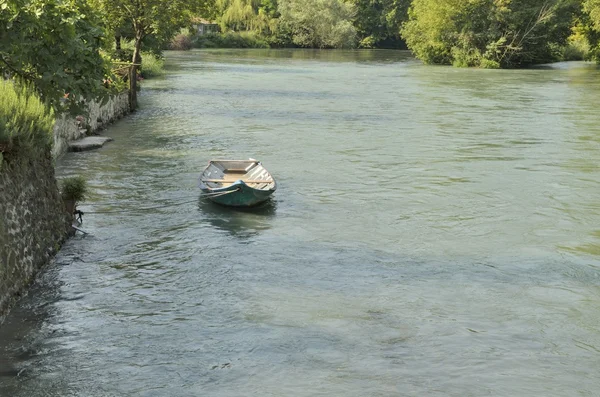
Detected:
left=201, top=180, right=275, bottom=207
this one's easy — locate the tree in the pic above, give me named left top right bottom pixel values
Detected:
left=92, top=0, right=213, bottom=109
left=401, top=0, right=580, bottom=68
left=349, top=0, right=410, bottom=48
left=584, top=0, right=600, bottom=26
left=214, top=0, right=275, bottom=33
left=277, top=0, right=356, bottom=48
left=0, top=0, right=108, bottom=111
left=583, top=0, right=600, bottom=61
left=210, top=0, right=278, bottom=39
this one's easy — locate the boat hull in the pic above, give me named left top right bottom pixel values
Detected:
left=201, top=181, right=275, bottom=207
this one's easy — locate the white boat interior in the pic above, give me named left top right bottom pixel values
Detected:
left=200, top=160, right=275, bottom=190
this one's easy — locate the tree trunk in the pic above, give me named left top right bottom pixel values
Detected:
left=129, top=34, right=142, bottom=112
left=115, top=35, right=121, bottom=50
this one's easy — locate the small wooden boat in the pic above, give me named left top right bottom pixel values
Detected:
left=198, top=159, right=276, bottom=207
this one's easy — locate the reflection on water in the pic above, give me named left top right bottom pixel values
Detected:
left=0, top=265, right=65, bottom=381
left=198, top=199, right=277, bottom=238
left=168, top=48, right=416, bottom=67
left=1, top=51, right=600, bottom=396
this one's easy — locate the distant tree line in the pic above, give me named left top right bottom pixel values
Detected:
left=200, top=0, right=409, bottom=49
left=402, top=0, right=598, bottom=68
left=2, top=0, right=600, bottom=113
left=199, top=0, right=600, bottom=67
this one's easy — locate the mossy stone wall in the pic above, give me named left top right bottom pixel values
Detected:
left=0, top=150, right=70, bottom=323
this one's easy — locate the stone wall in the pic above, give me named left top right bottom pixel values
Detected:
left=53, top=92, right=130, bottom=158
left=0, top=91, right=129, bottom=324
left=0, top=150, right=71, bottom=324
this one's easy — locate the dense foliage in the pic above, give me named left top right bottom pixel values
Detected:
left=0, top=82, right=54, bottom=156
left=348, top=0, right=409, bottom=48
left=193, top=32, right=269, bottom=48
left=214, top=0, right=276, bottom=34
left=0, top=0, right=108, bottom=110
left=584, top=0, right=600, bottom=60
left=199, top=0, right=598, bottom=64
left=170, top=34, right=194, bottom=50
left=204, top=0, right=402, bottom=48
left=91, top=0, right=207, bottom=54
left=277, top=0, right=356, bottom=48
left=90, top=0, right=212, bottom=108
left=401, top=0, right=580, bottom=68
left=585, top=0, right=600, bottom=27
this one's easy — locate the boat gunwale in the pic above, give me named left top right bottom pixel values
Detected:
left=199, top=159, right=277, bottom=193
left=200, top=180, right=277, bottom=193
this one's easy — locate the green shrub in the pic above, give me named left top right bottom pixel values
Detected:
left=0, top=81, right=54, bottom=154
left=192, top=32, right=270, bottom=49
left=61, top=176, right=87, bottom=202
left=402, top=0, right=579, bottom=68
left=479, top=58, right=501, bottom=69
left=170, top=34, right=194, bottom=50
left=140, top=52, right=165, bottom=78
left=561, top=37, right=590, bottom=61
left=358, top=36, right=377, bottom=49
left=112, top=48, right=135, bottom=63
left=451, top=46, right=482, bottom=68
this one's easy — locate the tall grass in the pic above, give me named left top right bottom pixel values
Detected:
left=110, top=40, right=165, bottom=79
left=61, top=176, right=88, bottom=202
left=0, top=81, right=55, bottom=154
left=140, top=52, right=165, bottom=78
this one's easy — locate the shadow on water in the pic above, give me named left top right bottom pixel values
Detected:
left=197, top=198, right=277, bottom=238
left=0, top=266, right=63, bottom=386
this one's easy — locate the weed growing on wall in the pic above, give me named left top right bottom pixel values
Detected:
left=60, top=176, right=88, bottom=202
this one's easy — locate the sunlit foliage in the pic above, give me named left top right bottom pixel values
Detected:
left=402, top=0, right=580, bottom=68
left=0, top=0, right=108, bottom=110
left=0, top=81, right=54, bottom=155
left=348, top=0, right=409, bottom=48
left=277, top=0, right=356, bottom=48
left=583, top=0, right=600, bottom=61
left=210, top=0, right=278, bottom=38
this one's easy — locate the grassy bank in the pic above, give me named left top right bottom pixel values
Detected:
left=109, top=40, right=166, bottom=79
left=0, top=82, right=54, bottom=160
left=139, top=53, right=165, bottom=78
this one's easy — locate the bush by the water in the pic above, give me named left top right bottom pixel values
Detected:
left=192, top=32, right=270, bottom=49
left=0, top=81, right=54, bottom=154
left=562, top=40, right=590, bottom=61
left=140, top=53, right=165, bottom=78
left=60, top=176, right=88, bottom=202
left=170, top=34, right=193, bottom=50
left=561, top=27, right=591, bottom=61
left=110, top=40, right=165, bottom=78
left=402, top=0, right=579, bottom=68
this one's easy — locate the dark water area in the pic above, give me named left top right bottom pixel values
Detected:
left=1, top=50, right=600, bottom=396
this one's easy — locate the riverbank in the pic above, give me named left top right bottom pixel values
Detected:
left=0, top=86, right=132, bottom=324
left=53, top=92, right=130, bottom=158
left=0, top=152, right=70, bottom=325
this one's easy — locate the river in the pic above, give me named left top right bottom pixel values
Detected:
left=1, top=49, right=600, bottom=396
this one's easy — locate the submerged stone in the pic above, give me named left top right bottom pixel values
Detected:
left=68, top=136, right=114, bottom=152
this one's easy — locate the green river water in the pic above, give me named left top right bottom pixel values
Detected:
left=1, top=49, right=600, bottom=396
